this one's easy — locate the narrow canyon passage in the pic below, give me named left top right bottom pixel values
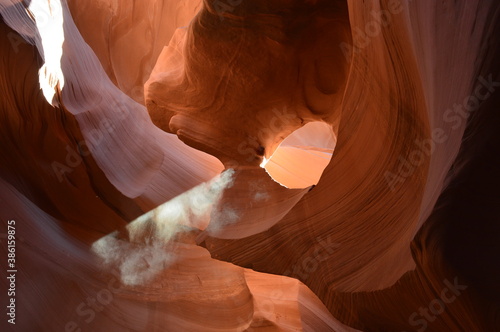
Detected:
left=0, top=0, right=499, bottom=331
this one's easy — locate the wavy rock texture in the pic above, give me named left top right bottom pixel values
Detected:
left=0, top=0, right=499, bottom=331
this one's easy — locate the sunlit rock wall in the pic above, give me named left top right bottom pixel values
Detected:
left=0, top=0, right=499, bottom=331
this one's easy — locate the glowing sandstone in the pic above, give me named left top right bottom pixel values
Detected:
left=0, top=0, right=499, bottom=331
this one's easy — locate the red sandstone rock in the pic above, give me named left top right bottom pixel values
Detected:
left=0, top=0, right=499, bottom=331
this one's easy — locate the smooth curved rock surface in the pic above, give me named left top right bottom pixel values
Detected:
left=0, top=0, right=499, bottom=331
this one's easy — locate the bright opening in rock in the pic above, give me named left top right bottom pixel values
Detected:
left=260, top=122, right=336, bottom=189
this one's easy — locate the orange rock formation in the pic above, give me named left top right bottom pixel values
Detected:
left=0, top=0, right=499, bottom=331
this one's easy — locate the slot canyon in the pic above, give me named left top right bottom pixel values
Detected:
left=0, top=0, right=499, bottom=331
